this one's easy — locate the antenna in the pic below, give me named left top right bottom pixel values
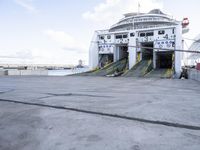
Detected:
left=138, top=0, right=141, bottom=14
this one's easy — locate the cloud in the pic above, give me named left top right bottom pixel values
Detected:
left=44, top=30, right=76, bottom=49
left=15, top=49, right=34, bottom=59
left=0, top=50, right=33, bottom=59
left=14, top=0, right=37, bottom=12
left=82, top=0, right=163, bottom=27
left=0, top=49, right=39, bottom=64
left=43, top=29, right=87, bottom=53
left=42, top=29, right=88, bottom=65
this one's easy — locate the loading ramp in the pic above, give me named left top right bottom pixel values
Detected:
left=145, top=68, right=173, bottom=78
left=123, top=59, right=153, bottom=77
left=77, top=58, right=128, bottom=77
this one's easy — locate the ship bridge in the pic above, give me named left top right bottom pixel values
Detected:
left=109, top=9, right=177, bottom=32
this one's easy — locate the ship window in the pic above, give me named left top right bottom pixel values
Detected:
left=158, top=30, right=165, bottom=35
left=130, top=33, right=135, bottom=37
left=100, top=36, right=104, bottom=40
left=123, top=34, right=128, bottom=38
left=115, top=35, right=123, bottom=39
left=172, top=29, right=175, bottom=34
left=107, top=35, right=111, bottom=39
left=140, top=33, right=146, bottom=37
left=146, top=32, right=154, bottom=36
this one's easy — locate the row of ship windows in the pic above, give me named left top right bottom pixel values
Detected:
left=115, top=34, right=128, bottom=39
left=99, top=35, right=126, bottom=40
left=139, top=29, right=175, bottom=37
left=99, top=30, right=171, bottom=40
left=99, top=34, right=133, bottom=40
left=139, top=30, right=165, bottom=37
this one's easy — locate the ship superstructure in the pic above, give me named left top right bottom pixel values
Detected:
left=89, top=9, right=189, bottom=77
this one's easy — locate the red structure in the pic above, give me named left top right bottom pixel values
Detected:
left=196, top=63, right=200, bottom=71
left=182, top=18, right=189, bottom=28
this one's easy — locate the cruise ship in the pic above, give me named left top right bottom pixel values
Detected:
left=88, top=9, right=189, bottom=77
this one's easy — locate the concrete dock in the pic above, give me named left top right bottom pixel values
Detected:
left=0, top=76, right=200, bottom=150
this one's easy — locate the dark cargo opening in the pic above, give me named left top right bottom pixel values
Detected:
left=156, top=52, right=173, bottom=69
left=141, top=42, right=154, bottom=60
left=99, top=54, right=114, bottom=68
left=118, top=46, right=128, bottom=60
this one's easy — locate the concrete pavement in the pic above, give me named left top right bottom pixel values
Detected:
left=0, top=76, right=200, bottom=150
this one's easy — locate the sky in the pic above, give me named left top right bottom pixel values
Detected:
left=0, top=0, right=199, bottom=65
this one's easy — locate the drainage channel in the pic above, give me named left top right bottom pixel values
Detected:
left=0, top=98, right=200, bottom=131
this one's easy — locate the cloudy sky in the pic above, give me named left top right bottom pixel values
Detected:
left=0, top=0, right=199, bottom=65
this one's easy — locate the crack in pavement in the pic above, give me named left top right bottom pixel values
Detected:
left=45, top=93, right=113, bottom=98
left=0, top=89, right=15, bottom=94
left=31, top=96, right=55, bottom=101
left=0, top=98, right=200, bottom=131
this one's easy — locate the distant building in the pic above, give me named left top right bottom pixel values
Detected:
left=89, top=9, right=189, bottom=76
left=76, top=60, right=84, bottom=68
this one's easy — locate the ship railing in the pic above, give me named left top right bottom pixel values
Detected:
left=109, top=27, right=134, bottom=32
left=134, top=17, right=171, bottom=23
left=95, top=30, right=109, bottom=35
left=110, top=21, right=133, bottom=29
left=134, top=24, right=175, bottom=30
